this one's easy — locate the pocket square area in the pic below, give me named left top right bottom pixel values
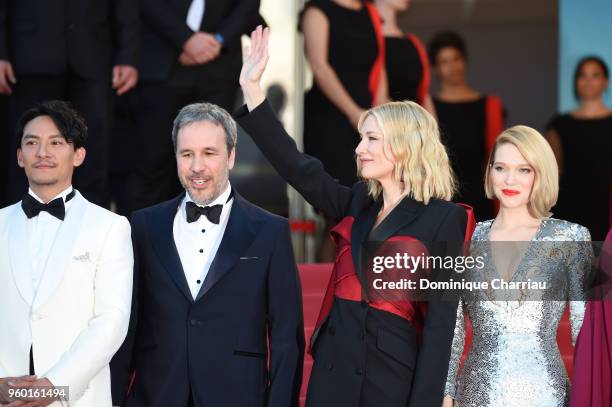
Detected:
left=73, top=252, right=91, bottom=262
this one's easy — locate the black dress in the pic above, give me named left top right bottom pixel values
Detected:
left=547, top=113, right=612, bottom=241
left=302, top=0, right=379, bottom=186
left=385, top=36, right=423, bottom=103
left=434, top=97, right=493, bottom=221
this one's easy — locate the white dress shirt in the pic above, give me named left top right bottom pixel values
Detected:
left=26, top=186, right=75, bottom=297
left=173, top=184, right=233, bottom=299
left=186, top=0, right=206, bottom=31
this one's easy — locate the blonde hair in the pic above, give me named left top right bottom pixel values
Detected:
left=357, top=101, right=456, bottom=204
left=484, top=125, right=558, bottom=218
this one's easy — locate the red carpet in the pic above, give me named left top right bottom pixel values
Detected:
left=298, top=264, right=331, bottom=406
left=297, top=263, right=575, bottom=406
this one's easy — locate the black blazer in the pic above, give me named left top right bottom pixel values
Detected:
left=236, top=101, right=468, bottom=407
left=110, top=192, right=304, bottom=407
left=0, top=0, right=139, bottom=81
left=139, top=0, right=260, bottom=82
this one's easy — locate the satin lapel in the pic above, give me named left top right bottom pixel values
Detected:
left=8, top=204, right=35, bottom=306
left=351, top=200, right=381, bottom=284
left=149, top=194, right=193, bottom=302
left=33, top=192, right=88, bottom=310
left=368, top=197, right=425, bottom=243
left=196, top=194, right=258, bottom=302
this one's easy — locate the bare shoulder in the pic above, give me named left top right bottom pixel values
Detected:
left=302, top=3, right=329, bottom=27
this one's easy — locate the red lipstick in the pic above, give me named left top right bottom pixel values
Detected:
left=502, top=189, right=520, bottom=196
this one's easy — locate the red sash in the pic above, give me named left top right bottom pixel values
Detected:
left=365, top=2, right=385, bottom=105
left=485, top=95, right=504, bottom=215
left=309, top=204, right=476, bottom=353
left=406, top=33, right=431, bottom=106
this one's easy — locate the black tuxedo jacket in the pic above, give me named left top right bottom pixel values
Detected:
left=0, top=0, right=139, bottom=81
left=236, top=101, right=468, bottom=407
left=139, top=0, right=259, bottom=82
left=110, top=192, right=304, bottom=407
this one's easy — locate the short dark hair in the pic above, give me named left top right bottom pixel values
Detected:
left=16, top=100, right=88, bottom=150
left=428, top=31, right=468, bottom=66
left=573, top=55, right=609, bottom=99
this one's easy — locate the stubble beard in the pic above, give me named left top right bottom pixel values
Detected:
left=29, top=176, right=59, bottom=187
left=182, top=170, right=230, bottom=206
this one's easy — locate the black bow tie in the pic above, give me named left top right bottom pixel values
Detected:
left=186, top=201, right=223, bottom=224
left=21, top=190, right=75, bottom=221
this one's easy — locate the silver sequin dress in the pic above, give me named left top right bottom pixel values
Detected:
left=444, top=218, right=593, bottom=407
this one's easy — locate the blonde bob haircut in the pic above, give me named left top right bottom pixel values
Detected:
left=484, top=125, right=559, bottom=219
left=357, top=100, right=456, bottom=204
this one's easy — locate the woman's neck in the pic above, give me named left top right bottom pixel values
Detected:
left=494, top=206, right=539, bottom=229
left=334, top=0, right=363, bottom=10
left=437, top=81, right=479, bottom=102
left=375, top=1, right=403, bottom=36
left=380, top=178, right=404, bottom=210
left=574, top=98, right=611, bottom=118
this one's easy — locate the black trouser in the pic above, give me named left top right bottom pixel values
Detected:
left=115, top=66, right=238, bottom=213
left=3, top=72, right=112, bottom=207
left=187, top=390, right=194, bottom=407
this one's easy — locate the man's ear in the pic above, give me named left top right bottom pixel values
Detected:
left=228, top=147, right=236, bottom=170
left=16, top=148, right=24, bottom=168
left=73, top=147, right=86, bottom=167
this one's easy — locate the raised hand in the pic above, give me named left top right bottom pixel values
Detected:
left=239, top=26, right=269, bottom=111
left=239, top=25, right=269, bottom=88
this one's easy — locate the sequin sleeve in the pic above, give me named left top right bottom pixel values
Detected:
left=444, top=299, right=465, bottom=399
left=567, top=226, right=592, bottom=345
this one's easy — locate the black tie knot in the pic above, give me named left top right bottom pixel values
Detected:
left=185, top=201, right=223, bottom=224
left=21, top=190, right=75, bottom=221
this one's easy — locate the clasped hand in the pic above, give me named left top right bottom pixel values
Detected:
left=0, top=376, right=57, bottom=407
left=180, top=32, right=222, bottom=66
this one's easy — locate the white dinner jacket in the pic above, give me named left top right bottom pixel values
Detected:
left=0, top=192, right=133, bottom=406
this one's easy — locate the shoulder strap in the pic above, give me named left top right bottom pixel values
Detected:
left=365, top=2, right=385, bottom=105
left=406, top=33, right=431, bottom=106
left=484, top=95, right=504, bottom=159
left=484, top=95, right=504, bottom=216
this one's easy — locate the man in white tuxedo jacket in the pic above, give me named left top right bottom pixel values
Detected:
left=0, top=101, right=133, bottom=406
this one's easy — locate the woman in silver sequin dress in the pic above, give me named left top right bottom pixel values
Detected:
left=443, top=126, right=593, bottom=407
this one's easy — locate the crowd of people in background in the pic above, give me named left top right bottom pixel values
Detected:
left=0, top=0, right=263, bottom=214
left=299, top=0, right=610, bottom=254
left=0, top=0, right=609, bottom=244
